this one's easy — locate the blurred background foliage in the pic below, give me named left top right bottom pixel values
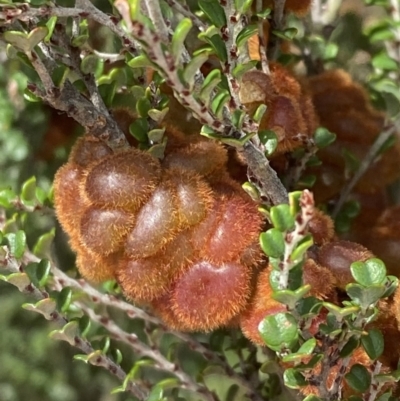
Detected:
left=0, top=0, right=399, bottom=400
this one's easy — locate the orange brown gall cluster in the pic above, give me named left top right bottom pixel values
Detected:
left=53, top=134, right=264, bottom=332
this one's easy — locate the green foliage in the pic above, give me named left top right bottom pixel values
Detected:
left=258, top=192, right=400, bottom=399
left=1, top=0, right=400, bottom=400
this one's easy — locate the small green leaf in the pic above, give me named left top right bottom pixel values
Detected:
left=0, top=188, right=16, bottom=208
left=370, top=78, right=400, bottom=101
left=372, top=52, right=398, bottom=71
left=35, top=187, right=47, bottom=205
left=6, top=44, right=18, bottom=59
left=258, top=130, right=278, bottom=157
left=270, top=204, right=295, bottom=232
left=382, top=276, right=398, bottom=298
left=24, top=262, right=39, bottom=287
left=272, top=289, right=300, bottom=309
left=127, top=0, right=141, bottom=20
left=211, top=90, right=230, bottom=117
left=296, top=297, right=322, bottom=316
left=242, top=181, right=260, bottom=201
left=136, top=97, right=152, bottom=118
left=79, top=315, right=91, bottom=338
left=259, top=313, right=299, bottom=351
left=200, top=69, right=222, bottom=103
left=148, top=108, right=169, bottom=124
left=148, top=378, right=180, bottom=401
left=351, top=258, right=386, bottom=286
left=148, top=128, right=165, bottom=144
left=324, top=303, right=360, bottom=322
left=56, top=287, right=72, bottom=313
left=232, top=60, right=258, bottom=80
left=171, top=18, right=193, bottom=64
left=260, top=229, right=285, bottom=258
left=112, top=348, right=123, bottom=365
left=49, top=321, right=80, bottom=346
left=232, top=109, right=247, bottom=130
left=28, top=26, right=49, bottom=48
left=98, top=82, right=116, bottom=107
left=183, top=52, right=210, bottom=86
left=1, top=272, right=30, bottom=292
left=4, top=28, right=48, bottom=52
left=288, top=191, right=302, bottom=216
left=148, top=138, right=168, bottom=159
left=290, top=235, right=313, bottom=262
left=376, top=393, right=394, bottom=401
left=5, top=230, right=26, bottom=259
left=236, top=24, right=258, bottom=48
left=102, top=337, right=111, bottom=354
left=345, top=364, right=371, bottom=393
left=314, top=127, right=336, bottom=148
left=297, top=174, right=316, bottom=188
left=342, top=200, right=361, bottom=218
left=283, top=368, right=307, bottom=388
left=24, top=88, right=41, bottom=103
left=361, top=328, right=384, bottom=360
left=203, top=34, right=227, bottom=63
left=129, top=119, right=149, bottom=143
left=297, top=338, right=317, bottom=354
left=36, top=259, right=51, bottom=287
left=203, top=132, right=256, bottom=147
left=22, top=298, right=56, bottom=320
left=81, top=54, right=102, bottom=74
left=306, top=155, right=322, bottom=167
left=33, top=229, right=55, bottom=258
left=87, top=350, right=107, bottom=366
left=45, top=16, right=57, bottom=42
left=272, top=27, right=298, bottom=41
left=73, top=354, right=89, bottom=363
left=253, top=104, right=267, bottom=124
left=235, top=0, right=254, bottom=13
left=198, top=0, right=227, bottom=28
left=71, top=34, right=89, bottom=47
left=323, top=42, right=339, bottom=60
left=340, top=336, right=360, bottom=358
left=256, top=7, right=272, bottom=18
left=127, top=54, right=152, bottom=68
left=346, top=283, right=386, bottom=309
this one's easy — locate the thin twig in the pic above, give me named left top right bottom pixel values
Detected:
left=284, top=136, right=318, bottom=190
left=220, top=0, right=242, bottom=109
left=164, top=0, right=207, bottom=31
left=0, top=251, right=148, bottom=400
left=279, top=190, right=314, bottom=289
left=332, top=123, right=398, bottom=218
left=367, top=361, right=383, bottom=401
left=268, top=0, right=287, bottom=60
left=0, top=2, right=139, bottom=55
left=53, top=27, right=111, bottom=116
left=78, top=303, right=218, bottom=401
left=144, top=0, right=170, bottom=43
